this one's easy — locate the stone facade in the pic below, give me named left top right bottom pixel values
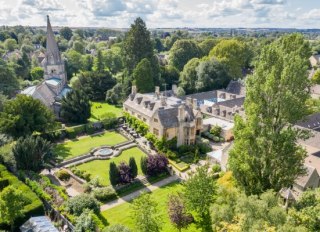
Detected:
left=123, top=86, right=203, bottom=146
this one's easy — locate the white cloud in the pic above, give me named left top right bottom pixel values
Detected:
left=0, top=0, right=318, bottom=28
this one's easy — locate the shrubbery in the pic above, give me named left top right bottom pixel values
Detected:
left=92, top=187, right=117, bottom=202
left=70, top=167, right=91, bottom=182
left=141, top=154, right=169, bottom=176
left=123, top=112, right=149, bottom=135
left=65, top=193, right=100, bottom=216
left=56, top=169, right=71, bottom=181
left=0, top=165, right=44, bottom=229
left=109, top=158, right=138, bottom=186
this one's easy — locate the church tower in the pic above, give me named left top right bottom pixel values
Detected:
left=43, top=15, right=67, bottom=90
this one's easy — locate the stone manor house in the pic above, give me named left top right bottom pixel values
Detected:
left=123, top=85, right=203, bottom=146
left=22, top=16, right=71, bottom=116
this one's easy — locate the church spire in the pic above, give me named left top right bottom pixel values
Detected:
left=46, top=15, right=61, bottom=64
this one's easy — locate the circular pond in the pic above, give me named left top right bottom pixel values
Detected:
left=95, top=148, right=113, bottom=157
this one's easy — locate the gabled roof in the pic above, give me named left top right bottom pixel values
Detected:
left=295, top=165, right=319, bottom=189
left=157, top=108, right=179, bottom=128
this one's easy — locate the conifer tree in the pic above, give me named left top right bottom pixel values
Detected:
left=129, top=157, right=138, bottom=179
left=109, top=161, right=120, bottom=186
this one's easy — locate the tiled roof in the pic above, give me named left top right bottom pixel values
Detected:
left=299, top=130, right=320, bottom=150
left=216, top=97, right=245, bottom=108
left=296, top=112, right=320, bottom=131
left=295, top=165, right=319, bottom=189
left=158, top=108, right=179, bottom=128
left=180, top=91, right=217, bottom=101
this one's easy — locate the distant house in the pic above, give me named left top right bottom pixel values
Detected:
left=123, top=85, right=203, bottom=146
left=309, top=54, right=320, bottom=67
left=20, top=216, right=59, bottom=232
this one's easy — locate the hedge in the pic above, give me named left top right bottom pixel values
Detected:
left=0, top=165, right=44, bottom=229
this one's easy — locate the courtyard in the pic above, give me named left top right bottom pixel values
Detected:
left=54, top=131, right=127, bottom=160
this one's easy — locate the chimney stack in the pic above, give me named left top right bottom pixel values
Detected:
left=172, top=84, right=178, bottom=95
left=155, top=86, right=160, bottom=98
left=192, top=98, right=198, bottom=110
left=131, top=85, right=137, bottom=95
left=160, top=95, right=166, bottom=106
left=186, top=97, right=192, bottom=107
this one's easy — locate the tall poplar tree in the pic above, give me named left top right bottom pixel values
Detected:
left=229, top=34, right=311, bottom=195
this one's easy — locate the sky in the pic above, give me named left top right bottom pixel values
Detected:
left=0, top=0, right=320, bottom=28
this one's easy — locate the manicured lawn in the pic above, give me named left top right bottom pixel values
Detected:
left=102, top=181, right=201, bottom=232
left=54, top=131, right=127, bottom=160
left=76, top=147, right=147, bottom=186
left=90, top=101, right=123, bottom=121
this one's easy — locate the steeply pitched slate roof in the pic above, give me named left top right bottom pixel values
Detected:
left=216, top=97, right=245, bottom=108
left=225, top=80, right=246, bottom=95
left=157, top=108, right=179, bottom=128
left=46, top=15, right=62, bottom=64
left=296, top=112, right=320, bottom=131
left=34, top=82, right=57, bottom=107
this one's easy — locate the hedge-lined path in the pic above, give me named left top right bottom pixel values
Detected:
left=100, top=175, right=180, bottom=211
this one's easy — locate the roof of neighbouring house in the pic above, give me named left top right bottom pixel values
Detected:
left=20, top=216, right=59, bottom=232
left=203, top=117, right=234, bottom=130
left=180, top=91, right=218, bottom=101
left=296, top=112, right=320, bottom=131
left=295, top=165, right=320, bottom=189
left=215, top=97, right=245, bottom=108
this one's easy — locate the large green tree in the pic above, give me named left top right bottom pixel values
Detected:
left=60, top=90, right=91, bottom=124
left=73, top=71, right=116, bottom=101
left=179, top=58, right=200, bottom=94
left=169, top=39, right=201, bottom=71
left=0, top=59, right=19, bottom=96
left=209, top=39, right=251, bottom=79
left=195, top=58, right=231, bottom=92
left=183, top=165, right=215, bottom=229
left=229, top=34, right=311, bottom=195
left=0, top=186, right=29, bottom=231
left=133, top=58, right=154, bottom=93
left=122, top=17, right=155, bottom=74
left=131, top=192, right=162, bottom=232
left=59, top=27, right=73, bottom=41
left=0, top=95, right=55, bottom=138
left=13, top=136, right=52, bottom=172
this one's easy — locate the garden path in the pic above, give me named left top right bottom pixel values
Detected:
left=100, top=175, right=180, bottom=211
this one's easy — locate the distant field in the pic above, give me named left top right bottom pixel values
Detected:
left=90, top=101, right=123, bottom=121
left=102, top=181, right=201, bottom=232
left=54, top=131, right=127, bottom=160
left=76, top=147, right=147, bottom=186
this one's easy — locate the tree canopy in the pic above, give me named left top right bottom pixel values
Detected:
left=60, top=89, right=91, bottom=124
left=229, top=34, right=311, bottom=195
left=0, top=95, right=55, bottom=138
left=133, top=58, right=154, bottom=93
left=210, top=39, right=251, bottom=79
left=169, top=39, right=201, bottom=71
